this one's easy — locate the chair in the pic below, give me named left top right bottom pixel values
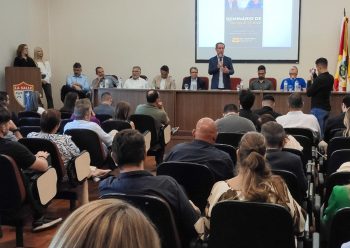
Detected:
left=230, top=77, right=242, bottom=90
left=17, top=111, right=41, bottom=119
left=328, top=207, right=350, bottom=248
left=95, top=114, right=112, bottom=123
left=293, top=135, right=313, bottom=161
left=157, top=161, right=215, bottom=212
left=58, top=118, right=72, bottom=134
left=18, top=117, right=41, bottom=127
left=214, top=143, right=237, bottom=165
left=249, top=77, right=277, bottom=90
left=101, top=120, right=132, bottom=133
left=199, top=76, right=209, bottom=90
left=216, top=132, right=244, bottom=149
left=323, top=172, right=350, bottom=210
left=19, top=126, right=41, bottom=137
left=64, top=129, right=107, bottom=168
left=209, top=201, right=296, bottom=248
left=284, top=127, right=317, bottom=145
left=327, top=149, right=350, bottom=175
left=282, top=148, right=307, bottom=173
left=272, top=169, right=303, bottom=205
left=59, top=111, right=72, bottom=119
left=101, top=193, right=181, bottom=248
left=327, top=137, right=350, bottom=162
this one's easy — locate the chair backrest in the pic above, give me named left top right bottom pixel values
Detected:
left=19, top=126, right=41, bottom=137
left=101, top=193, right=181, bottom=248
left=199, top=76, right=209, bottom=90
left=216, top=132, right=244, bottom=149
left=0, top=155, right=26, bottom=211
left=101, top=120, right=132, bottom=133
left=18, top=117, right=41, bottom=127
left=58, top=119, right=72, bottom=134
left=293, top=135, right=313, bottom=161
left=209, top=201, right=295, bottom=248
left=214, top=143, right=237, bottom=165
left=60, top=111, right=72, bottom=119
left=249, top=77, right=277, bottom=90
left=327, top=137, right=350, bottom=161
left=324, top=172, right=350, bottom=209
left=272, top=169, right=303, bottom=205
left=64, top=129, right=106, bottom=168
left=284, top=128, right=316, bottom=144
left=18, top=138, right=66, bottom=181
left=282, top=148, right=307, bottom=173
left=130, top=114, right=159, bottom=147
left=328, top=207, right=350, bottom=248
left=18, top=111, right=41, bottom=119
left=327, top=149, right=350, bottom=175
left=95, top=114, right=113, bottom=123
left=230, top=77, right=242, bottom=90
left=157, top=161, right=215, bottom=212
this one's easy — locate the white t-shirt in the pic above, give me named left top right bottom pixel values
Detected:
left=36, top=61, right=52, bottom=83
left=123, top=77, right=149, bottom=89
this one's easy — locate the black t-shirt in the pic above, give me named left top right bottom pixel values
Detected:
left=0, top=138, right=36, bottom=169
left=306, top=72, right=334, bottom=111
left=13, top=56, right=37, bottom=67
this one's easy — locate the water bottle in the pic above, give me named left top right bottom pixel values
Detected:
left=294, top=80, right=299, bottom=92
left=283, top=80, right=288, bottom=92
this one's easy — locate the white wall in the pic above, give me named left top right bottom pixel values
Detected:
left=1, top=0, right=350, bottom=108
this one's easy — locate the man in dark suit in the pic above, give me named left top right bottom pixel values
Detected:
left=182, top=67, right=206, bottom=90
left=208, top=42, right=234, bottom=89
left=261, top=121, right=307, bottom=197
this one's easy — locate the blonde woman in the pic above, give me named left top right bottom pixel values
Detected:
left=49, top=199, right=161, bottom=248
left=34, top=47, right=54, bottom=108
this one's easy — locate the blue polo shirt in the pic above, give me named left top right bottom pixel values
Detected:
left=280, top=77, right=306, bottom=91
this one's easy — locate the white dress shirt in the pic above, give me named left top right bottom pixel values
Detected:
left=276, top=111, right=321, bottom=136
left=123, top=77, right=149, bottom=89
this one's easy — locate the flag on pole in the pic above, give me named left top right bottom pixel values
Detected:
left=334, top=16, right=349, bottom=91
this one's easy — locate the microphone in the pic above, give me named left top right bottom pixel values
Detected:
left=219, top=56, right=223, bottom=62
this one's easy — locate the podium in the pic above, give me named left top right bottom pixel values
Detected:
left=5, top=67, right=42, bottom=113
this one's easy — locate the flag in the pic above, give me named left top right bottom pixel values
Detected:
left=334, top=16, right=349, bottom=91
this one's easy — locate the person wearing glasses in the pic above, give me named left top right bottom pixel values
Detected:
left=182, top=67, right=206, bottom=90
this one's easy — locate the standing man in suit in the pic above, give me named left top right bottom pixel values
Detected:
left=208, top=42, right=234, bottom=89
left=182, top=67, right=206, bottom=90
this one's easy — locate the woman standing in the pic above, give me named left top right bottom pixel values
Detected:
left=34, top=47, right=54, bottom=108
left=13, top=44, right=36, bottom=67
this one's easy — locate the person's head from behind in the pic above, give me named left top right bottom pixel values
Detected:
left=189, top=67, right=198, bottom=79
left=0, top=91, right=9, bottom=107
left=146, top=90, right=160, bottom=104
left=25, top=91, right=41, bottom=112
left=0, top=107, right=12, bottom=136
left=315, top=57, right=328, bottom=74
left=341, top=95, right=350, bottom=112
left=101, top=92, right=113, bottom=105
left=49, top=199, right=160, bottom=248
left=40, top=109, right=61, bottom=134
left=16, top=44, right=29, bottom=57
left=193, top=117, right=217, bottom=144
left=33, top=47, right=44, bottom=60
left=288, top=93, right=303, bottom=110
left=223, top=103, right=238, bottom=116
left=237, top=132, right=272, bottom=201
left=257, top=65, right=266, bottom=80
left=73, top=62, right=82, bottom=76
left=262, top=94, right=275, bottom=108
left=112, top=129, right=146, bottom=168
left=132, top=66, right=141, bottom=79
left=239, top=89, right=255, bottom=110
left=74, top=98, right=92, bottom=120
left=261, top=121, right=285, bottom=149
left=289, top=66, right=298, bottom=79
left=63, top=92, right=79, bottom=113
left=115, top=101, right=131, bottom=121
left=215, top=42, right=225, bottom=56
left=160, top=65, right=169, bottom=79
left=343, top=108, right=350, bottom=137
left=95, top=66, right=105, bottom=77
left=258, top=114, right=276, bottom=127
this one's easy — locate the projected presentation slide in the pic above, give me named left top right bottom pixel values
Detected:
left=196, top=0, right=300, bottom=62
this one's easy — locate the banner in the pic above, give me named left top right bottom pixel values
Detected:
left=334, top=16, right=349, bottom=91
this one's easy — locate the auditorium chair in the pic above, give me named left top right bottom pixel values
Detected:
left=17, top=111, right=41, bottom=119
left=326, top=149, right=350, bottom=175
left=249, top=77, right=277, bottom=90
left=230, top=77, right=242, bottom=90
left=327, top=207, right=350, bottom=248
left=199, top=77, right=209, bottom=90
left=59, top=111, right=72, bottom=119
left=323, top=172, right=350, bottom=211
left=214, top=143, right=237, bottom=165
left=101, top=120, right=132, bottom=133
left=101, top=193, right=181, bottom=248
left=282, top=148, right=307, bottom=174
left=95, top=114, right=113, bottom=123
left=58, top=118, right=72, bottom=134
left=216, top=132, right=244, bottom=149
left=284, top=127, right=318, bottom=145
left=272, top=169, right=303, bottom=205
left=293, top=134, right=314, bottom=162
left=327, top=137, right=350, bottom=164
left=18, top=117, right=41, bottom=127
left=19, top=125, right=41, bottom=137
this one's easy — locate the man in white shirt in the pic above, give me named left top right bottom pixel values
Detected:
left=123, top=66, right=149, bottom=89
left=276, top=93, right=321, bottom=139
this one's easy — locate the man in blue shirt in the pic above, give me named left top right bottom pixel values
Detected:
left=280, top=66, right=306, bottom=92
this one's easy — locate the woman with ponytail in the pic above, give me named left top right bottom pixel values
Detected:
left=195, top=132, right=305, bottom=239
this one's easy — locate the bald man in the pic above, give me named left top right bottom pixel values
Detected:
left=280, top=66, right=306, bottom=91
left=164, top=117, right=234, bottom=181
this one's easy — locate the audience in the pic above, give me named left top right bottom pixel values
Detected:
left=152, top=65, right=176, bottom=89
left=195, top=132, right=305, bottom=239
left=280, top=66, right=306, bottom=92
left=165, top=117, right=234, bottom=181
left=93, top=92, right=115, bottom=117
left=49, top=199, right=161, bottom=248
left=123, top=66, right=149, bottom=89
left=99, top=129, right=199, bottom=246
left=215, top=103, right=256, bottom=133
left=182, top=66, right=206, bottom=90
left=115, top=101, right=135, bottom=129
left=25, top=91, right=45, bottom=114
left=92, top=66, right=120, bottom=89
left=59, top=91, right=78, bottom=115
left=249, top=65, right=273, bottom=90
left=239, top=89, right=260, bottom=128
left=254, top=94, right=281, bottom=118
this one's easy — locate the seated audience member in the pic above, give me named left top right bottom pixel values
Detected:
left=59, top=91, right=78, bottom=115
left=195, top=132, right=305, bottom=239
left=215, top=103, right=256, bottom=133
left=123, top=66, right=149, bottom=89
left=69, top=98, right=101, bottom=125
left=323, top=95, right=350, bottom=143
left=280, top=66, right=307, bottom=92
left=0, top=108, right=62, bottom=231
left=13, top=43, right=36, bottom=67
left=28, top=109, right=110, bottom=206
left=115, top=101, right=135, bottom=129
left=64, top=99, right=115, bottom=150
left=249, top=65, right=274, bottom=90
left=182, top=67, right=206, bottom=90
left=92, top=66, right=120, bottom=89
left=135, top=90, right=170, bottom=134
left=239, top=89, right=260, bottom=128
left=25, top=91, right=45, bottom=114
left=99, top=130, right=199, bottom=246
left=152, top=65, right=176, bottom=90
left=0, top=91, right=18, bottom=124
left=93, top=92, right=115, bottom=117
left=276, top=93, right=321, bottom=140
left=254, top=94, right=281, bottom=118
left=165, top=117, right=234, bottom=181
left=49, top=199, right=161, bottom=248
left=62, top=62, right=91, bottom=100
left=0, top=106, right=22, bottom=141
left=261, top=121, right=307, bottom=196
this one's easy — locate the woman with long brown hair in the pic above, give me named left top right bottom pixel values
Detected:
left=13, top=44, right=36, bottom=67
